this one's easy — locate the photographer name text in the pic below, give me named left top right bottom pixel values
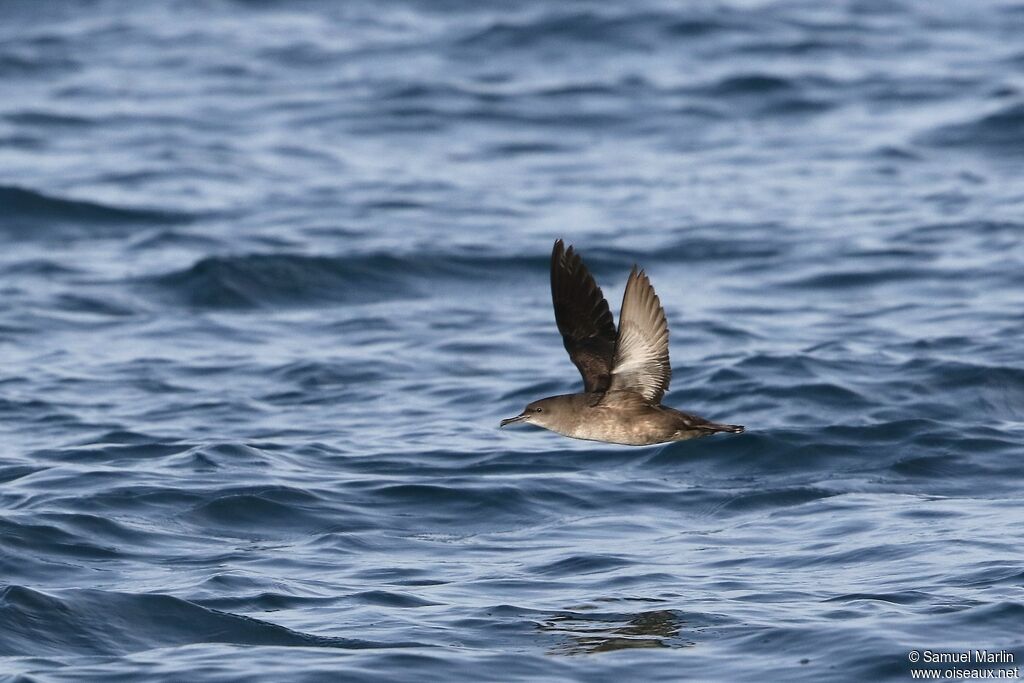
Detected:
left=917, top=652, right=1015, bottom=665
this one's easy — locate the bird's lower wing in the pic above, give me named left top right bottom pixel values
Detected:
left=607, top=267, right=671, bottom=404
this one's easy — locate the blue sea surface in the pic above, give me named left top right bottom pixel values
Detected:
left=2, top=0, right=1023, bottom=680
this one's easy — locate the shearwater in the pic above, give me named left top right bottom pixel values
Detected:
left=500, top=239, right=744, bottom=446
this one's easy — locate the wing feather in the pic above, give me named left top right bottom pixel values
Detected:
left=550, top=239, right=617, bottom=393
left=608, top=267, right=671, bottom=404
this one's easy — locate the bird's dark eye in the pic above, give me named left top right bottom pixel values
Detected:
left=535, top=407, right=543, bottom=413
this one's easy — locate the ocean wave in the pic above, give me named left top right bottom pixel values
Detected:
left=456, top=11, right=661, bottom=50
left=702, top=74, right=798, bottom=96
left=455, top=9, right=757, bottom=51
left=530, top=554, right=634, bottom=577
left=0, top=52, right=80, bottom=77
left=0, top=516, right=133, bottom=585
left=921, top=102, right=1024, bottom=154
left=3, top=110, right=92, bottom=127
left=0, top=465, right=40, bottom=485
left=186, top=486, right=334, bottom=535
left=0, top=585, right=404, bottom=657
left=778, top=266, right=938, bottom=289
left=347, top=590, right=441, bottom=608
left=144, top=251, right=559, bottom=309
left=368, top=482, right=538, bottom=521
left=147, top=254, right=419, bottom=308
left=140, top=236, right=786, bottom=317
left=2, top=259, right=82, bottom=275
left=0, top=185, right=192, bottom=234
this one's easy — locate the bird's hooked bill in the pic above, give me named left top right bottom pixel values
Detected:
left=499, top=413, right=528, bottom=428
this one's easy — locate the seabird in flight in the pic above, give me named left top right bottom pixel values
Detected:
left=500, top=239, right=744, bottom=446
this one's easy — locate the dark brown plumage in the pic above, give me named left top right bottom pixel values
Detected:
left=500, top=239, right=744, bottom=446
left=550, top=240, right=616, bottom=394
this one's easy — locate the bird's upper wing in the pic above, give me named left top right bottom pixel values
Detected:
left=607, top=267, right=671, bottom=404
left=550, top=239, right=617, bottom=393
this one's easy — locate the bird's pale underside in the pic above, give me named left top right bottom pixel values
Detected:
left=500, top=239, right=744, bottom=446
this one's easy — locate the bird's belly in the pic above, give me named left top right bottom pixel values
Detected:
left=560, top=417, right=675, bottom=446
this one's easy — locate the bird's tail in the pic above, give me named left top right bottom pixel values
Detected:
left=701, top=422, right=745, bottom=435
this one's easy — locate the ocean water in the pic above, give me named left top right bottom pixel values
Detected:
left=2, top=0, right=1023, bottom=680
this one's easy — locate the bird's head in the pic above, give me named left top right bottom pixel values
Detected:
left=499, top=397, right=562, bottom=429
